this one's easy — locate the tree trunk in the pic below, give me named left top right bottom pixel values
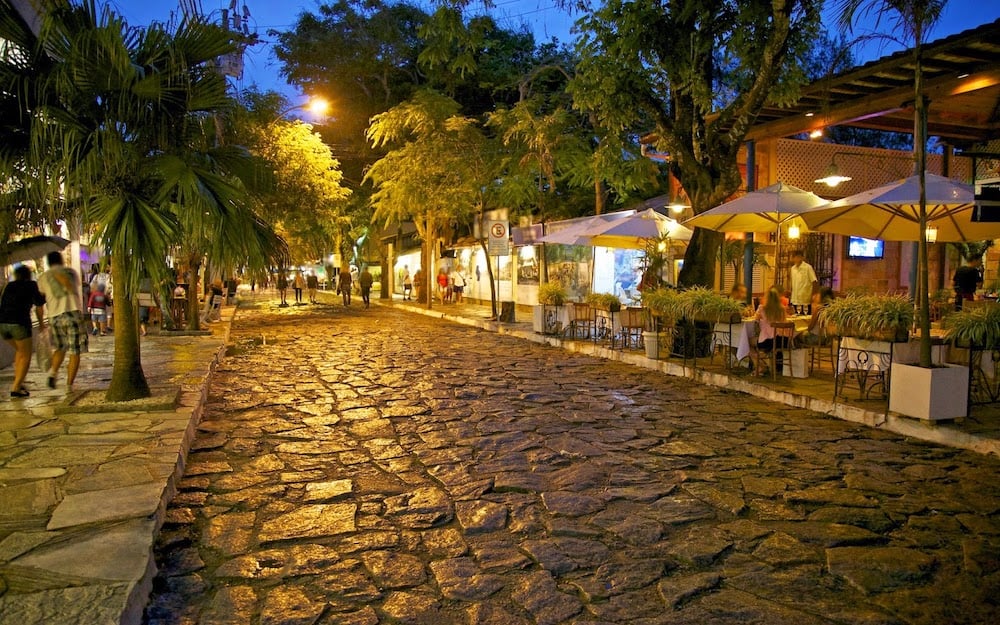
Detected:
left=914, top=45, right=933, bottom=368
left=186, top=257, right=202, bottom=331
left=481, top=239, right=498, bottom=318
left=106, top=254, right=151, bottom=402
left=677, top=228, right=723, bottom=288
left=423, top=217, right=434, bottom=311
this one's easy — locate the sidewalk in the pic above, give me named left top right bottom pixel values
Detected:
left=0, top=309, right=234, bottom=625
left=387, top=295, right=1000, bottom=457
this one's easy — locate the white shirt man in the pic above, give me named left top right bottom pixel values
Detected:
left=789, top=252, right=818, bottom=314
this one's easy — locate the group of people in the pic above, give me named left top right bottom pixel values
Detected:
left=0, top=252, right=88, bottom=397
left=728, top=250, right=833, bottom=377
left=436, top=267, right=467, bottom=304
left=274, top=265, right=374, bottom=309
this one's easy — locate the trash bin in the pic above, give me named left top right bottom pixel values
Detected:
left=499, top=301, right=516, bottom=323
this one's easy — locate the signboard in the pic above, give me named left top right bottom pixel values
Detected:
left=488, top=220, right=510, bottom=256
left=973, top=184, right=1000, bottom=223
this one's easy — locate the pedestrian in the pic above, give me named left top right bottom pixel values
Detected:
left=413, top=268, right=424, bottom=302
left=338, top=265, right=353, bottom=306
left=452, top=267, right=466, bottom=303
left=359, top=266, right=373, bottom=308
left=437, top=268, right=449, bottom=303
left=276, top=270, right=289, bottom=307
left=37, top=251, right=87, bottom=391
left=953, top=256, right=983, bottom=310
left=0, top=265, right=46, bottom=398
left=293, top=270, right=306, bottom=305
left=137, top=276, right=158, bottom=337
left=201, top=279, right=224, bottom=324
left=306, top=272, right=319, bottom=304
left=224, top=275, right=238, bottom=305
left=789, top=250, right=818, bottom=315
left=87, top=283, right=109, bottom=336
left=402, top=265, right=412, bottom=300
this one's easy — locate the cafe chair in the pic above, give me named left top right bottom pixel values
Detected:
left=619, top=306, right=646, bottom=349
left=756, top=322, right=797, bottom=380
left=566, top=302, right=593, bottom=339
left=809, top=330, right=838, bottom=375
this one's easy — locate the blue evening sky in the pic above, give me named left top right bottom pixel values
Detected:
left=108, top=0, right=998, bottom=102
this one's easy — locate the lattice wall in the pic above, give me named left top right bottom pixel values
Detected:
left=773, top=139, right=974, bottom=198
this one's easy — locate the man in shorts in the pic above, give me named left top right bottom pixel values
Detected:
left=37, top=251, right=87, bottom=390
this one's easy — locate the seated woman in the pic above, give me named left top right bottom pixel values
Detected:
left=754, top=288, right=788, bottom=376
left=799, top=287, right=835, bottom=346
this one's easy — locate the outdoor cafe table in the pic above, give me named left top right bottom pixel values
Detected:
left=715, top=315, right=811, bottom=365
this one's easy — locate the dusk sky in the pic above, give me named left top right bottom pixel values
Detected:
left=108, top=0, right=999, bottom=102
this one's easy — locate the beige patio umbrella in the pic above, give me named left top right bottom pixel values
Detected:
left=800, top=173, right=991, bottom=242
left=684, top=182, right=829, bottom=234
left=579, top=208, right=693, bottom=249
left=537, top=212, right=634, bottom=246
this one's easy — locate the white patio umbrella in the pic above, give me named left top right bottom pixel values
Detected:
left=683, top=182, right=829, bottom=234
left=536, top=212, right=633, bottom=246
left=579, top=208, right=693, bottom=249
left=800, top=173, right=989, bottom=242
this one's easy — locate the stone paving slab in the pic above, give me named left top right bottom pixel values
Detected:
left=146, top=299, right=1000, bottom=624
left=0, top=308, right=233, bottom=625
left=395, top=297, right=1000, bottom=457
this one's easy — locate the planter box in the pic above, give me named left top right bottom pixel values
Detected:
left=643, top=331, right=660, bottom=359
left=532, top=305, right=564, bottom=335
left=889, top=362, right=969, bottom=421
left=781, top=349, right=810, bottom=378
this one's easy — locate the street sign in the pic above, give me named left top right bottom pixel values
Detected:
left=488, top=220, right=510, bottom=256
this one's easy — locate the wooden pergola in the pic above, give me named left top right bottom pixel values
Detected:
left=748, top=18, right=1000, bottom=146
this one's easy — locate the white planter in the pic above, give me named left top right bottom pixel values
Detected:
left=643, top=331, right=660, bottom=359
left=889, top=362, right=969, bottom=421
left=781, top=349, right=810, bottom=378
left=532, top=305, right=565, bottom=335
left=532, top=305, right=545, bottom=333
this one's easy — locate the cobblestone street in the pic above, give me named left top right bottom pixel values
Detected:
left=145, top=301, right=1000, bottom=625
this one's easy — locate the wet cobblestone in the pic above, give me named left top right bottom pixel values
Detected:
left=146, top=302, right=1000, bottom=624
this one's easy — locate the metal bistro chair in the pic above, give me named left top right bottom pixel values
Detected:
left=619, top=306, right=646, bottom=350
left=756, top=321, right=797, bottom=380
left=565, top=302, right=594, bottom=339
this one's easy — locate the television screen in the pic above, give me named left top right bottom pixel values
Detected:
left=848, top=236, right=884, bottom=259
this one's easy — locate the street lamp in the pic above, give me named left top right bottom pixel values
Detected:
left=271, top=97, right=330, bottom=124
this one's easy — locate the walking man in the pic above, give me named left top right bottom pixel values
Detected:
left=359, top=267, right=374, bottom=309
left=37, top=251, right=87, bottom=390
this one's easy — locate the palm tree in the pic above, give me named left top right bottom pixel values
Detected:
left=13, top=1, right=285, bottom=400
left=836, top=0, right=945, bottom=368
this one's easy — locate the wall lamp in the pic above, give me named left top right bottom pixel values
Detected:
left=815, top=151, right=915, bottom=188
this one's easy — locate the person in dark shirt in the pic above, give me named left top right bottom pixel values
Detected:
left=953, top=256, right=983, bottom=310
left=0, top=265, right=46, bottom=397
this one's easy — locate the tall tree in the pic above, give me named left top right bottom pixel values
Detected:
left=836, top=0, right=945, bottom=368
left=365, top=90, right=486, bottom=310
left=232, top=90, right=351, bottom=266
left=571, top=0, right=822, bottom=287
left=12, top=1, right=285, bottom=400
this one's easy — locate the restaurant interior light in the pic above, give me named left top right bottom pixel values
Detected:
left=809, top=128, right=824, bottom=139
left=815, top=161, right=853, bottom=187
left=787, top=224, right=801, bottom=239
left=668, top=202, right=688, bottom=214
left=925, top=225, right=938, bottom=243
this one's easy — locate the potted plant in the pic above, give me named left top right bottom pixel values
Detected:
left=641, top=287, right=680, bottom=359
left=677, top=286, right=744, bottom=324
left=585, top=292, right=622, bottom=312
left=819, top=294, right=914, bottom=342
left=944, top=304, right=1000, bottom=349
left=533, top=281, right=569, bottom=334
